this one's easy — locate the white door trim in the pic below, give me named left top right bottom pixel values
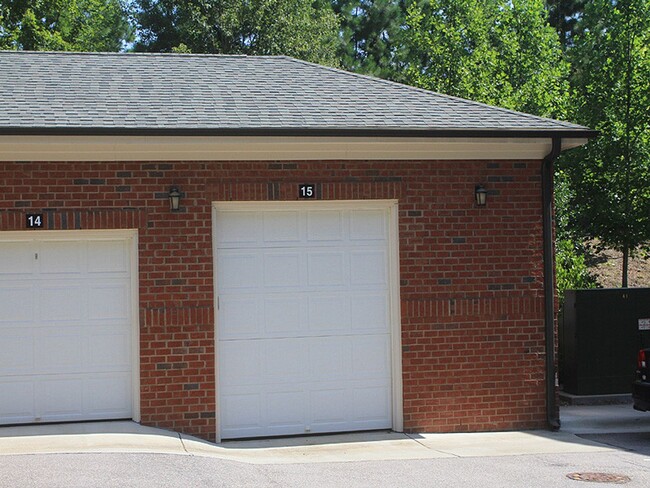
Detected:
left=211, top=200, right=402, bottom=441
left=0, top=229, right=141, bottom=423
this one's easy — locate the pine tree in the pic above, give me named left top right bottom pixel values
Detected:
left=331, top=0, right=406, bottom=79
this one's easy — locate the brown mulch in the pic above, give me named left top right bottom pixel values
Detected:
left=588, top=247, right=650, bottom=288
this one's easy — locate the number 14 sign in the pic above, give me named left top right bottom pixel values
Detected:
left=26, top=214, right=44, bottom=228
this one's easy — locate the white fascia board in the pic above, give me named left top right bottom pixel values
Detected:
left=0, top=135, right=587, bottom=162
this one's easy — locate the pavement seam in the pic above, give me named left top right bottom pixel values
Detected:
left=178, top=434, right=190, bottom=455
left=404, top=433, right=461, bottom=458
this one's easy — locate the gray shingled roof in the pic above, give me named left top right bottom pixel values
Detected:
left=0, top=51, right=593, bottom=136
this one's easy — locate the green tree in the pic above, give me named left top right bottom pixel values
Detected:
left=554, top=169, right=599, bottom=301
left=0, top=0, right=133, bottom=51
left=560, top=0, right=650, bottom=287
left=556, top=239, right=599, bottom=302
left=402, top=0, right=569, bottom=118
left=331, top=0, right=406, bottom=79
left=545, top=0, right=587, bottom=47
left=133, top=0, right=340, bottom=66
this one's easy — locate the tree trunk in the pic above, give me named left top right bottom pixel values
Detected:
left=622, top=246, right=629, bottom=288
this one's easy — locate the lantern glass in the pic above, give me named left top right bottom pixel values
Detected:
left=169, top=187, right=181, bottom=211
left=475, top=186, right=487, bottom=206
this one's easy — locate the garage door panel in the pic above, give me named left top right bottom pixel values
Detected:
left=0, top=380, right=35, bottom=422
left=350, top=210, right=386, bottom=241
left=263, top=252, right=301, bottom=288
left=218, top=341, right=262, bottom=387
left=39, top=285, right=83, bottom=322
left=216, top=205, right=394, bottom=439
left=88, top=283, right=129, bottom=320
left=217, top=251, right=260, bottom=290
left=36, top=378, right=84, bottom=419
left=87, top=327, right=131, bottom=369
left=221, top=389, right=308, bottom=437
left=266, top=390, right=305, bottom=428
left=264, top=297, right=304, bottom=335
left=0, top=242, right=35, bottom=274
left=0, top=329, right=34, bottom=375
left=0, top=285, right=34, bottom=323
left=352, top=386, right=391, bottom=421
left=308, top=383, right=392, bottom=430
left=87, top=240, right=129, bottom=273
left=215, top=211, right=260, bottom=247
left=0, top=233, right=134, bottom=425
left=309, top=337, right=350, bottom=379
left=38, top=241, right=83, bottom=274
left=85, top=374, right=132, bottom=416
left=350, top=250, right=387, bottom=285
left=307, top=252, right=346, bottom=286
left=307, top=210, right=343, bottom=241
left=308, top=294, right=350, bottom=332
left=351, top=387, right=391, bottom=429
left=350, top=293, right=389, bottom=332
left=263, top=211, right=300, bottom=243
left=310, top=388, right=350, bottom=424
left=352, top=335, right=391, bottom=377
left=219, top=296, right=260, bottom=339
left=34, top=329, right=84, bottom=373
left=264, top=339, right=307, bottom=381
left=221, top=393, right=262, bottom=433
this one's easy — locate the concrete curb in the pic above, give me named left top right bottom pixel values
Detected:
left=559, top=392, right=633, bottom=406
left=0, top=421, right=614, bottom=464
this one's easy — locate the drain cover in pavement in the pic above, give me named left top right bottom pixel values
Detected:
left=566, top=473, right=631, bottom=484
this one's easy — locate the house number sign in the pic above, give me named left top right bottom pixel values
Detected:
left=639, top=318, right=650, bottom=331
left=26, top=214, right=44, bottom=228
left=299, top=184, right=316, bottom=199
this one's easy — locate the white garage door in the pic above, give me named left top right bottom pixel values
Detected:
left=215, top=202, right=399, bottom=439
left=0, top=232, right=135, bottom=425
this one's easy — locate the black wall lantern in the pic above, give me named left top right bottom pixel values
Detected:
left=475, top=185, right=487, bottom=206
left=169, top=187, right=182, bottom=211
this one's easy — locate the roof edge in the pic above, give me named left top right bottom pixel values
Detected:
left=0, top=127, right=599, bottom=139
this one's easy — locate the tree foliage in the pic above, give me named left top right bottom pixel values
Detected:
left=545, top=0, right=587, bottom=47
left=0, top=0, right=133, bottom=51
left=556, top=239, right=599, bottom=302
left=331, top=0, right=406, bottom=78
left=401, top=0, right=569, bottom=118
left=554, top=169, right=599, bottom=300
left=132, top=0, right=340, bottom=66
left=559, top=0, right=650, bottom=286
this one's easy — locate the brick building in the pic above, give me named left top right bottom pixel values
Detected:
left=0, top=51, right=595, bottom=441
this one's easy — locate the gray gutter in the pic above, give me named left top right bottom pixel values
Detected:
left=0, top=127, right=599, bottom=139
left=542, top=137, right=562, bottom=430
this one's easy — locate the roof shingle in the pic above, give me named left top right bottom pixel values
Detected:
left=0, top=51, right=592, bottom=136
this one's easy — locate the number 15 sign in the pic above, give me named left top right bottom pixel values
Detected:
left=299, top=184, right=316, bottom=199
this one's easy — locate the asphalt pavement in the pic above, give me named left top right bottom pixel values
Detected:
left=0, top=404, right=649, bottom=487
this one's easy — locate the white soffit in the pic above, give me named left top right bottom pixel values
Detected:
left=0, top=136, right=589, bottom=162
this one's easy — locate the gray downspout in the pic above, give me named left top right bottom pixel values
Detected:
left=543, top=137, right=562, bottom=430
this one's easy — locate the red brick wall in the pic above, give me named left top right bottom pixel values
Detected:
left=0, top=159, right=549, bottom=440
